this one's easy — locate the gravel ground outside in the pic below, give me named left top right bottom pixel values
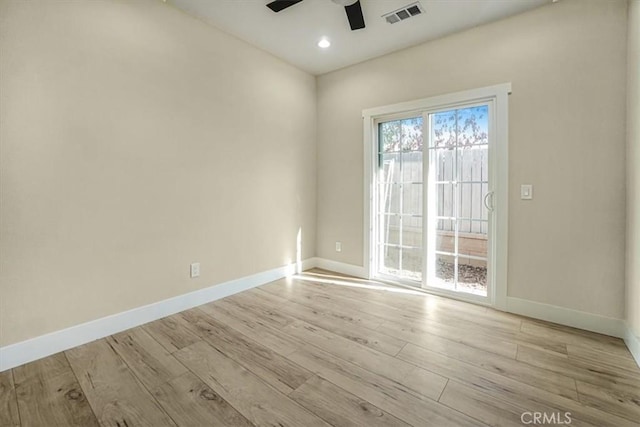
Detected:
left=436, top=258, right=487, bottom=294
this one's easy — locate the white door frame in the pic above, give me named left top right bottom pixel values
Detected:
left=362, top=83, right=510, bottom=310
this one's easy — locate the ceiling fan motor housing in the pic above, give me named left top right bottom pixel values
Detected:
left=331, top=0, right=359, bottom=6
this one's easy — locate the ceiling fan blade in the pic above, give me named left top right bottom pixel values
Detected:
left=344, top=0, right=365, bottom=30
left=266, top=0, right=304, bottom=13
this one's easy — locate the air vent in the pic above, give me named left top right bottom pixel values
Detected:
left=382, top=2, right=423, bottom=24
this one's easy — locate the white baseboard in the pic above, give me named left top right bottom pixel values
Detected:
left=312, top=257, right=367, bottom=278
left=624, top=323, right=640, bottom=368
left=506, top=297, right=625, bottom=338
left=4, top=257, right=636, bottom=371
left=0, top=258, right=314, bottom=372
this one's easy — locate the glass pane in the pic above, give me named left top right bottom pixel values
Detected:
left=381, top=215, right=400, bottom=246
left=379, top=121, right=402, bottom=153
left=457, top=105, right=488, bottom=147
left=458, top=219, right=471, bottom=235
left=379, top=153, right=401, bottom=184
left=433, top=254, right=455, bottom=290
left=380, top=183, right=401, bottom=214
left=431, top=106, right=488, bottom=149
left=401, top=248, right=422, bottom=281
left=435, top=184, right=455, bottom=218
left=381, top=245, right=400, bottom=275
left=431, top=110, right=457, bottom=149
left=401, top=117, right=423, bottom=152
left=402, top=183, right=422, bottom=216
left=458, top=226, right=487, bottom=258
left=458, top=146, right=488, bottom=183
left=458, top=183, right=484, bottom=222
left=458, top=221, right=488, bottom=260
left=402, top=221, right=422, bottom=248
left=436, top=230, right=455, bottom=255
left=456, top=258, right=487, bottom=296
left=402, top=152, right=422, bottom=182
left=432, top=148, right=455, bottom=182
left=437, top=218, right=455, bottom=233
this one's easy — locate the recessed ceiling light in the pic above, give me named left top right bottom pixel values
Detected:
left=318, top=38, right=331, bottom=49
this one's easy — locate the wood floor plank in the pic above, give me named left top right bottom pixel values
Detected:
left=398, top=343, right=636, bottom=427
left=106, top=327, right=188, bottom=390
left=281, top=279, right=567, bottom=358
left=142, top=314, right=201, bottom=354
left=289, top=375, right=412, bottom=427
left=174, top=341, right=330, bottom=427
left=510, top=332, right=569, bottom=357
left=150, top=372, right=254, bottom=427
left=305, top=268, right=487, bottom=316
left=287, top=275, right=522, bottom=333
left=576, top=380, right=640, bottom=423
left=294, top=270, right=479, bottom=316
left=66, top=339, right=176, bottom=427
left=439, top=380, right=532, bottom=427
left=13, top=353, right=99, bottom=427
left=198, top=297, right=307, bottom=356
left=0, top=371, right=20, bottom=427
left=249, top=286, right=387, bottom=329
left=348, top=284, right=562, bottom=356
left=258, top=281, right=407, bottom=326
left=567, top=344, right=640, bottom=372
left=380, top=321, right=578, bottom=399
left=288, top=345, right=447, bottom=403
left=282, top=319, right=414, bottom=384
left=520, top=320, right=630, bottom=357
left=263, top=279, right=519, bottom=353
left=377, top=318, right=518, bottom=360
left=301, top=269, right=527, bottom=334
left=391, top=291, right=522, bottom=333
left=242, top=288, right=407, bottom=356
left=516, top=345, right=640, bottom=394
left=200, top=298, right=470, bottom=426
left=181, top=308, right=313, bottom=394
left=199, top=301, right=451, bottom=405
left=222, top=290, right=296, bottom=328
left=287, top=347, right=482, bottom=427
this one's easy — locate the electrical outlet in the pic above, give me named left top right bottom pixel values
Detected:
left=335, top=242, right=342, bottom=252
left=190, top=262, right=200, bottom=278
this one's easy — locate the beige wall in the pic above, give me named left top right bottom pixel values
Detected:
left=317, top=0, right=627, bottom=318
left=0, top=0, right=316, bottom=346
left=0, top=0, right=632, bottom=347
left=627, top=0, right=640, bottom=338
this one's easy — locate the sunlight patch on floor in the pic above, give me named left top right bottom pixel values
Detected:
left=293, top=272, right=430, bottom=297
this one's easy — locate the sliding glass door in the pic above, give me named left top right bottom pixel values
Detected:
left=377, top=117, right=424, bottom=282
left=374, top=102, right=494, bottom=303
left=425, top=104, right=491, bottom=298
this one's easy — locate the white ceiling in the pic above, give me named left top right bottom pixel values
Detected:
left=168, top=0, right=551, bottom=75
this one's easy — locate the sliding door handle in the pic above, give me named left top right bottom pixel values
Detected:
left=483, top=191, right=495, bottom=212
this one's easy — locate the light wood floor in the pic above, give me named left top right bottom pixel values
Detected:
left=2, top=269, right=639, bottom=427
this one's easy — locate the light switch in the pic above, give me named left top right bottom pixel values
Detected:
left=521, top=184, right=533, bottom=200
